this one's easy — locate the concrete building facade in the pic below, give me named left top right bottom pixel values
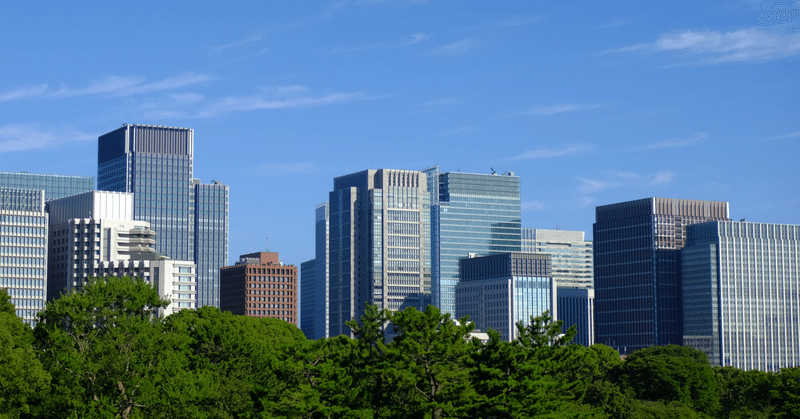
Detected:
left=220, top=252, right=297, bottom=324
left=0, top=187, right=48, bottom=325
left=327, top=169, right=431, bottom=336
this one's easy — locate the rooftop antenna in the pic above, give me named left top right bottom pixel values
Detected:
left=491, top=167, right=497, bottom=175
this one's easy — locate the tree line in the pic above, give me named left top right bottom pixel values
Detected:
left=1, top=276, right=798, bottom=418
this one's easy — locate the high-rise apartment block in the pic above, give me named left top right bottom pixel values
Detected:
left=45, top=190, right=197, bottom=316
left=522, top=228, right=594, bottom=345
left=220, top=252, right=297, bottom=324
left=0, top=172, right=94, bottom=201
left=593, top=197, right=729, bottom=354
left=327, top=169, right=431, bottom=336
left=682, top=221, right=800, bottom=371
left=455, top=252, right=553, bottom=341
left=97, top=124, right=228, bottom=307
left=425, top=167, right=521, bottom=317
left=0, top=187, right=48, bottom=325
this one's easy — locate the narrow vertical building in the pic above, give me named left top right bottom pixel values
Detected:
left=327, top=169, right=430, bottom=337
left=0, top=187, right=48, bottom=325
left=97, top=124, right=228, bottom=307
left=593, top=197, right=729, bottom=354
left=314, top=203, right=330, bottom=339
left=300, top=258, right=316, bottom=338
left=682, top=221, right=800, bottom=371
left=220, top=252, right=297, bottom=324
left=424, top=167, right=521, bottom=317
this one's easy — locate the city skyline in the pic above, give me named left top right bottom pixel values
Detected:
left=0, top=1, right=798, bottom=268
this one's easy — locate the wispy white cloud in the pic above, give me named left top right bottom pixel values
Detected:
left=509, top=144, right=594, bottom=160
left=52, top=73, right=212, bottom=97
left=650, top=170, right=675, bottom=185
left=517, top=103, right=606, bottom=116
left=468, top=15, right=547, bottom=31
left=211, top=33, right=265, bottom=55
left=428, top=39, right=479, bottom=56
left=0, top=85, right=48, bottom=102
left=576, top=169, right=676, bottom=194
left=196, top=87, right=368, bottom=118
left=631, top=132, right=707, bottom=151
left=598, top=27, right=800, bottom=65
left=766, top=130, right=800, bottom=140
left=521, top=201, right=547, bottom=211
left=333, top=32, right=430, bottom=52
left=0, top=124, right=93, bottom=153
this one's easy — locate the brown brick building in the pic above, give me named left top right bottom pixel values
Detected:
left=220, top=252, right=297, bottom=324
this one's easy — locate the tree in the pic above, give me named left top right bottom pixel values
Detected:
left=614, top=345, right=720, bottom=417
left=0, top=289, right=50, bottom=419
left=33, top=276, right=168, bottom=418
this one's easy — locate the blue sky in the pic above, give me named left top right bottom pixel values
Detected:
left=1, top=0, right=798, bottom=267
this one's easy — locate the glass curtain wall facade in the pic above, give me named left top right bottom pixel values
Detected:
left=300, top=259, right=316, bottom=338
left=0, top=188, right=47, bottom=325
left=593, top=197, right=729, bottom=354
left=314, top=202, right=330, bottom=339
left=424, top=167, right=521, bottom=317
left=98, top=124, right=228, bottom=307
left=193, top=180, right=229, bottom=307
left=683, top=221, right=800, bottom=371
left=328, top=169, right=430, bottom=337
left=0, top=172, right=94, bottom=201
left=456, top=252, right=552, bottom=341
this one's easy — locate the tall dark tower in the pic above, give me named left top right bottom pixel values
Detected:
left=98, top=124, right=228, bottom=307
left=593, top=197, right=729, bottom=354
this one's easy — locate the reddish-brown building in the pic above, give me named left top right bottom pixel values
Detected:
left=220, top=252, right=298, bottom=324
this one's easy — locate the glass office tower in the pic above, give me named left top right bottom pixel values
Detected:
left=425, top=167, right=521, bottom=317
left=593, top=197, right=729, bottom=354
left=0, top=172, right=94, bottom=201
left=97, top=124, right=228, bottom=307
left=683, top=221, right=800, bottom=371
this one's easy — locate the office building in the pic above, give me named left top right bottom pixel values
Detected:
left=314, top=203, right=330, bottom=339
left=0, top=187, right=48, bottom=325
left=220, top=252, right=297, bottom=324
left=593, top=197, right=729, bottom=354
left=327, top=169, right=431, bottom=336
left=97, top=124, right=228, bottom=307
left=455, top=252, right=552, bottom=342
left=46, top=190, right=197, bottom=316
left=682, top=221, right=800, bottom=371
left=522, top=228, right=594, bottom=345
left=424, top=167, right=521, bottom=317
left=0, top=171, right=94, bottom=201
left=300, top=258, right=316, bottom=338
left=521, top=229, right=593, bottom=289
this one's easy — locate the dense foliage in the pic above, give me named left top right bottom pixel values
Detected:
left=0, top=278, right=798, bottom=418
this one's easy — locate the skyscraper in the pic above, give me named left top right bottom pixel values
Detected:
left=327, top=169, right=431, bottom=336
left=593, top=197, right=729, bottom=354
left=0, top=187, right=48, bottom=325
left=682, top=221, right=800, bottom=371
left=300, top=258, right=316, bottom=338
left=97, top=124, right=228, bottom=307
left=314, top=203, right=330, bottom=339
left=425, top=167, right=521, bottom=317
